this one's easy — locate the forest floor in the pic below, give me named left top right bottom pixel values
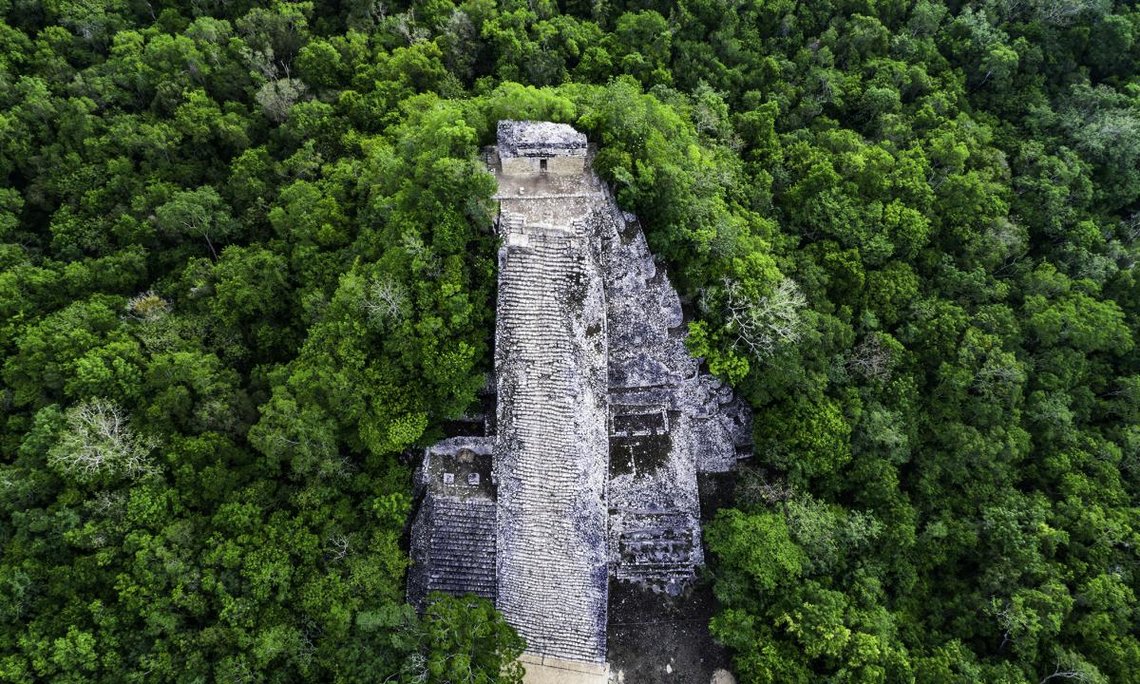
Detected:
left=606, top=578, right=732, bottom=684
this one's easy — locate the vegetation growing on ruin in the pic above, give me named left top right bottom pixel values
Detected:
left=1, top=0, right=1139, bottom=682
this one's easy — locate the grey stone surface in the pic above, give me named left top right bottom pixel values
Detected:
left=492, top=163, right=610, bottom=663
left=407, top=438, right=497, bottom=609
left=497, top=120, right=587, bottom=159
left=407, top=122, right=752, bottom=664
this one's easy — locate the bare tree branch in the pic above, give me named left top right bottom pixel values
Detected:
left=722, top=276, right=807, bottom=361
left=361, top=275, right=410, bottom=325
left=48, top=399, right=158, bottom=483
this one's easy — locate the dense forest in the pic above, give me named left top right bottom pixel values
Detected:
left=1, top=0, right=1139, bottom=681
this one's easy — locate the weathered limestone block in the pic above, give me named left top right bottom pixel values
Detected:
left=498, top=120, right=587, bottom=177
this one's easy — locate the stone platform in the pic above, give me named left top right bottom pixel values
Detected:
left=519, top=654, right=609, bottom=684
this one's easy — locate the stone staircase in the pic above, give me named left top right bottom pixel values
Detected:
left=494, top=233, right=608, bottom=663
left=611, top=510, right=702, bottom=592
left=421, top=497, right=497, bottom=600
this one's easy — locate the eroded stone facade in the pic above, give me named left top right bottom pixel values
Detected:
left=408, top=121, right=751, bottom=666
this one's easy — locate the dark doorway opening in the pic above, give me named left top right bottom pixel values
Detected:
left=539, top=158, right=548, bottom=172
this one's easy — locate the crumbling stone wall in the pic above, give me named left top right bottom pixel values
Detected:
left=497, top=120, right=587, bottom=177
left=598, top=206, right=752, bottom=594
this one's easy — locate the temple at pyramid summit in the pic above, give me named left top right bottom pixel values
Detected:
left=407, top=121, right=752, bottom=674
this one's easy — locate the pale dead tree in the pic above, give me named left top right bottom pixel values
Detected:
left=394, top=9, right=430, bottom=44
left=264, top=427, right=335, bottom=467
left=255, top=78, right=307, bottom=123
left=735, top=470, right=794, bottom=508
left=987, top=597, right=1032, bottom=653
left=326, top=534, right=350, bottom=562
left=1073, top=251, right=1117, bottom=285
left=439, top=9, right=477, bottom=78
left=59, top=0, right=117, bottom=43
left=225, top=658, right=256, bottom=684
left=993, top=0, right=1107, bottom=26
left=4, top=570, right=31, bottom=620
left=1038, top=650, right=1105, bottom=684
left=295, top=630, right=316, bottom=670
left=242, top=46, right=289, bottom=82
left=846, top=334, right=894, bottom=382
left=1122, top=212, right=1140, bottom=245
left=361, top=275, right=410, bottom=325
left=244, top=54, right=286, bottom=94
left=403, top=653, right=429, bottom=684
left=991, top=0, right=1032, bottom=22
left=345, top=0, right=388, bottom=31
left=722, top=276, right=807, bottom=361
left=1032, top=0, right=1109, bottom=26
left=322, top=454, right=355, bottom=481
left=1039, top=670, right=1095, bottom=684
left=125, top=291, right=171, bottom=322
left=48, top=399, right=159, bottom=483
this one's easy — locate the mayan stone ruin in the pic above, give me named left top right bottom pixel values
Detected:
left=407, top=121, right=753, bottom=674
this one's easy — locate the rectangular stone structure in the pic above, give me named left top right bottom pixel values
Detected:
left=498, top=120, right=587, bottom=177
left=406, top=437, right=497, bottom=609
